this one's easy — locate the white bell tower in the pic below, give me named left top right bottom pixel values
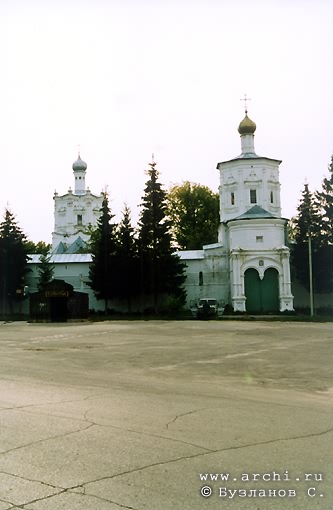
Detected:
left=216, top=100, right=294, bottom=313
left=52, top=154, right=103, bottom=252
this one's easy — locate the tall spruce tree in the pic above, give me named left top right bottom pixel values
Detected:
left=115, top=204, right=139, bottom=312
left=291, top=184, right=325, bottom=292
left=138, top=160, right=186, bottom=313
left=0, top=209, right=30, bottom=314
left=316, top=154, right=333, bottom=244
left=88, top=194, right=118, bottom=312
left=313, top=154, right=333, bottom=292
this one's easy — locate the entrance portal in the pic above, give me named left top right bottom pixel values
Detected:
left=50, top=297, right=68, bottom=322
left=244, top=267, right=279, bottom=313
left=29, top=279, right=88, bottom=322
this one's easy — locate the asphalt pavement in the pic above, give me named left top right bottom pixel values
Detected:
left=0, top=320, right=332, bottom=509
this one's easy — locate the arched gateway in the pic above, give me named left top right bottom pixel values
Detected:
left=244, top=267, right=279, bottom=313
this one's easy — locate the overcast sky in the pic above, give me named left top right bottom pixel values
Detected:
left=2, top=0, right=333, bottom=243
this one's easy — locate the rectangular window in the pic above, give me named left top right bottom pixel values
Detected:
left=250, top=189, right=257, bottom=204
left=77, top=214, right=82, bottom=226
left=256, top=236, right=263, bottom=242
left=270, top=191, right=274, bottom=203
left=231, top=192, right=235, bottom=205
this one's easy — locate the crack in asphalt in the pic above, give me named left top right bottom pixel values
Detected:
left=12, top=406, right=213, bottom=453
left=0, top=422, right=95, bottom=456
left=69, top=489, right=140, bottom=509
left=2, top=484, right=139, bottom=510
left=165, top=407, right=211, bottom=429
left=82, top=409, right=213, bottom=452
left=1, top=425, right=332, bottom=509
left=79, top=424, right=333, bottom=487
left=0, top=470, right=63, bottom=490
left=0, top=391, right=108, bottom=414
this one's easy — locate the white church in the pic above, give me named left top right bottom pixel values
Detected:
left=27, top=109, right=296, bottom=315
left=178, top=110, right=294, bottom=313
left=52, top=154, right=104, bottom=254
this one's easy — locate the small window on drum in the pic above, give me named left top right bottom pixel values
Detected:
left=250, top=189, right=257, bottom=204
left=199, top=271, right=203, bottom=286
left=270, top=191, right=274, bottom=203
left=77, top=214, right=82, bottom=226
left=231, top=192, right=235, bottom=205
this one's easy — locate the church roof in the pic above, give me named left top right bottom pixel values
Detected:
left=176, top=250, right=205, bottom=260
left=53, top=241, right=67, bottom=254
left=217, top=154, right=282, bottom=166
left=51, top=237, right=88, bottom=255
left=66, top=236, right=87, bottom=254
left=28, top=254, right=93, bottom=263
left=232, top=205, right=277, bottom=220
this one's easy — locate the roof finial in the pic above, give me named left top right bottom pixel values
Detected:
left=77, top=143, right=81, bottom=158
left=240, top=93, right=251, bottom=114
left=152, top=152, right=155, bottom=163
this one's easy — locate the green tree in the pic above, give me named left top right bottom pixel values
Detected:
left=37, top=252, right=54, bottom=292
left=0, top=209, right=30, bottom=314
left=138, top=160, right=186, bottom=313
left=290, top=183, right=327, bottom=292
left=166, top=181, right=219, bottom=249
left=115, top=204, right=139, bottom=312
left=25, top=240, right=52, bottom=255
left=316, top=154, right=333, bottom=244
left=88, top=194, right=118, bottom=312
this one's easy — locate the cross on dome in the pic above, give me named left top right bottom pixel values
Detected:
left=240, top=93, right=251, bottom=114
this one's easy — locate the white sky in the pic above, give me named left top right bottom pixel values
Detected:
left=2, top=0, right=333, bottom=243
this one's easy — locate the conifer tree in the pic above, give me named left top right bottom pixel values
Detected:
left=37, top=252, right=54, bottom=292
left=115, top=204, right=139, bottom=312
left=138, top=159, right=186, bottom=313
left=291, top=184, right=326, bottom=292
left=313, top=154, right=333, bottom=292
left=0, top=209, right=30, bottom=314
left=88, top=194, right=118, bottom=312
left=316, top=154, right=333, bottom=244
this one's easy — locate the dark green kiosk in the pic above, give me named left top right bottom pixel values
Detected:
left=30, top=279, right=88, bottom=322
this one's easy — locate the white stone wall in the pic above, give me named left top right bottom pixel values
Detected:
left=26, top=257, right=105, bottom=312
left=178, top=245, right=230, bottom=310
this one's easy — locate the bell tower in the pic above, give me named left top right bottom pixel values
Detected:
left=216, top=102, right=293, bottom=313
left=52, top=154, right=103, bottom=253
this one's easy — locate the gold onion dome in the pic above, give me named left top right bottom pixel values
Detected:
left=238, top=112, right=256, bottom=135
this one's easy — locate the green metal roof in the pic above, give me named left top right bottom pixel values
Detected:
left=233, top=205, right=277, bottom=220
